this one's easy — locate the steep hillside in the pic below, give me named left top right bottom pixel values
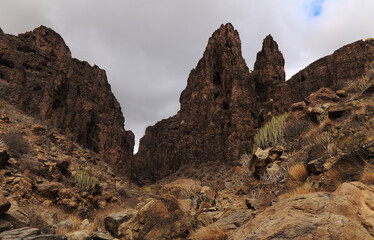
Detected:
left=0, top=26, right=134, bottom=176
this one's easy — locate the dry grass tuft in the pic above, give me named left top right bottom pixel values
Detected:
left=360, top=172, right=374, bottom=185
left=191, top=225, right=229, bottom=240
left=288, top=162, right=308, bottom=183
left=279, top=182, right=315, bottom=201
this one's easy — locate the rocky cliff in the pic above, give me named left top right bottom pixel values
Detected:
left=0, top=26, right=134, bottom=175
left=133, top=24, right=374, bottom=184
left=287, top=39, right=374, bottom=101
left=133, top=24, right=255, bottom=183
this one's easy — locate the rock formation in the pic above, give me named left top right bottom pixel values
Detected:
left=133, top=24, right=374, bottom=184
left=231, top=182, right=374, bottom=239
left=133, top=23, right=259, bottom=184
left=287, top=39, right=374, bottom=101
left=0, top=26, right=134, bottom=174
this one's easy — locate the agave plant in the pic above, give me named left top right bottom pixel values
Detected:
left=74, top=169, right=96, bottom=191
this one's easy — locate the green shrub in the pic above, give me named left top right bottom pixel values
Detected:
left=252, top=112, right=289, bottom=154
left=74, top=170, right=96, bottom=191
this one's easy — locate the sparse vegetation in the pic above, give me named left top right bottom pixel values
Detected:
left=191, top=225, right=229, bottom=240
left=288, top=162, right=308, bottom=183
left=3, top=129, right=31, bottom=155
left=74, top=169, right=96, bottom=191
left=278, top=182, right=315, bottom=201
left=252, top=112, right=289, bottom=154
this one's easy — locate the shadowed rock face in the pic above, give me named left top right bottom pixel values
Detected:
left=133, top=24, right=374, bottom=185
left=287, top=39, right=374, bottom=101
left=0, top=26, right=134, bottom=175
left=133, top=23, right=260, bottom=184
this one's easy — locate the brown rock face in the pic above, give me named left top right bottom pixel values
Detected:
left=287, top=39, right=374, bottom=101
left=230, top=182, right=374, bottom=240
left=253, top=34, right=285, bottom=103
left=0, top=26, right=134, bottom=174
left=133, top=23, right=258, bottom=184
left=134, top=24, right=374, bottom=184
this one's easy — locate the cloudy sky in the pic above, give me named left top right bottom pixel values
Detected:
left=1, top=0, right=374, bottom=151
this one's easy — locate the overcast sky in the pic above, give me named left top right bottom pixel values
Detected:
left=1, top=0, right=374, bottom=151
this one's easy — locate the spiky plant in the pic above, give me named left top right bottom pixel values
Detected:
left=252, top=112, right=289, bottom=154
left=74, top=169, right=96, bottom=191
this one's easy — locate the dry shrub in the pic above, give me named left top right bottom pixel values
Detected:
left=321, top=156, right=364, bottom=191
left=335, top=133, right=364, bottom=153
left=3, top=129, right=31, bottom=156
left=288, top=162, right=308, bottom=183
left=360, top=172, right=374, bottom=185
left=25, top=204, right=68, bottom=234
left=279, top=182, right=315, bottom=201
left=284, top=117, right=312, bottom=139
left=191, top=225, right=229, bottom=240
left=54, top=215, right=82, bottom=235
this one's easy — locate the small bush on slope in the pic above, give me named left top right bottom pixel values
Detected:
left=252, top=112, right=289, bottom=154
left=74, top=169, right=96, bottom=191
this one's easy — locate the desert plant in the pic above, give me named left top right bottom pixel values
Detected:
left=278, top=182, right=315, bottom=201
left=288, top=162, right=308, bottom=183
left=191, top=225, right=229, bottom=240
left=252, top=112, right=289, bottom=154
left=74, top=170, right=96, bottom=191
left=3, top=129, right=31, bottom=156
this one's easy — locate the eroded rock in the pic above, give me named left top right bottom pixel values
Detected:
left=231, top=182, right=374, bottom=240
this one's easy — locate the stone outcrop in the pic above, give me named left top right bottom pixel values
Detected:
left=253, top=34, right=285, bottom=103
left=0, top=26, right=134, bottom=175
left=133, top=24, right=374, bottom=184
left=230, top=182, right=374, bottom=239
left=287, top=38, right=374, bottom=102
left=133, top=23, right=258, bottom=184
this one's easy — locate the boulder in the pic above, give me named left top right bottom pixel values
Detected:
left=231, top=182, right=374, bottom=239
left=90, top=230, right=113, bottom=240
left=104, top=209, right=138, bottom=237
left=53, top=219, right=75, bottom=233
left=2, top=201, right=30, bottom=228
left=65, top=231, right=89, bottom=240
left=162, top=178, right=201, bottom=199
left=0, top=227, right=39, bottom=240
left=36, top=182, right=60, bottom=198
left=118, top=195, right=195, bottom=240
left=25, top=235, right=67, bottom=240
left=0, top=193, right=10, bottom=215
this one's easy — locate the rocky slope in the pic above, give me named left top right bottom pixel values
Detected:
left=133, top=24, right=374, bottom=184
left=1, top=23, right=374, bottom=240
left=0, top=26, right=134, bottom=176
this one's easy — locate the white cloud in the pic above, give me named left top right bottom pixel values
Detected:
left=1, top=0, right=374, bottom=151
